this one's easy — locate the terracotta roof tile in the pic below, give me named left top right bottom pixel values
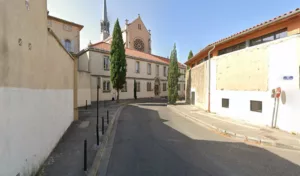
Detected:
left=90, top=42, right=186, bottom=68
left=185, top=8, right=300, bottom=65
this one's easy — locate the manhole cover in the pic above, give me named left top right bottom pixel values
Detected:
left=264, top=135, right=278, bottom=141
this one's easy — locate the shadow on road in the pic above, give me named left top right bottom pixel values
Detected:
left=106, top=102, right=300, bottom=176
left=136, top=103, right=167, bottom=107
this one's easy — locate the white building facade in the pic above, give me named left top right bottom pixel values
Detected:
left=77, top=43, right=186, bottom=102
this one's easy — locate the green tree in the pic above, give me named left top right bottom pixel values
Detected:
left=134, top=79, right=137, bottom=100
left=187, top=50, right=193, bottom=69
left=110, top=19, right=127, bottom=103
left=168, top=43, right=180, bottom=104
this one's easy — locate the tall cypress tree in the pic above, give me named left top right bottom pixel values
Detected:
left=168, top=43, right=179, bottom=104
left=187, top=50, right=193, bottom=69
left=110, top=19, right=127, bottom=102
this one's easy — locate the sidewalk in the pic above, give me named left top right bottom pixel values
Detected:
left=38, top=102, right=122, bottom=176
left=168, top=103, right=300, bottom=151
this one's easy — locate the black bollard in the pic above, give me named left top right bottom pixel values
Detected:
left=96, top=125, right=99, bottom=146
left=102, top=116, right=104, bottom=135
left=107, top=110, right=109, bottom=124
left=84, top=140, right=87, bottom=171
left=86, top=100, right=87, bottom=110
left=97, top=85, right=99, bottom=125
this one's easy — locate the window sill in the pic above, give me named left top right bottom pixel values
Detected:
left=103, top=90, right=111, bottom=93
left=104, top=69, right=110, bottom=71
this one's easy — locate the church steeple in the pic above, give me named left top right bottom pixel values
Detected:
left=100, top=0, right=110, bottom=41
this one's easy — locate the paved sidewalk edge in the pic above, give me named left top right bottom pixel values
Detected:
left=167, top=105, right=300, bottom=151
left=88, top=105, right=126, bottom=176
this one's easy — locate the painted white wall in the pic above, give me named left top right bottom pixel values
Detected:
left=268, top=35, right=300, bottom=133
left=210, top=35, right=300, bottom=131
left=0, top=88, right=73, bottom=176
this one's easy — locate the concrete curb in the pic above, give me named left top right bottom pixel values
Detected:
left=88, top=105, right=126, bottom=176
left=167, top=105, right=300, bottom=151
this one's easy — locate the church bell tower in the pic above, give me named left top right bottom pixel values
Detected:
left=100, top=0, right=110, bottom=41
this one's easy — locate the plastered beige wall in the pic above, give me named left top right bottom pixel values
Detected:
left=48, top=18, right=81, bottom=53
left=77, top=71, right=91, bottom=107
left=0, top=1, right=74, bottom=90
left=216, top=45, right=269, bottom=91
left=46, top=33, right=74, bottom=89
left=127, top=18, right=151, bottom=53
left=190, top=62, right=208, bottom=109
left=78, top=52, right=89, bottom=72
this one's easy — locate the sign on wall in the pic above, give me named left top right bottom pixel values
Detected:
left=283, top=76, right=293, bottom=80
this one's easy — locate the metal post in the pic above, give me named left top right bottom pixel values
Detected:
left=107, top=110, right=109, bottom=124
left=102, top=116, right=104, bottom=135
left=271, top=98, right=277, bottom=128
left=84, top=140, right=87, bottom=171
left=208, top=45, right=215, bottom=113
left=86, top=100, right=87, bottom=110
left=96, top=125, right=99, bottom=146
left=97, top=85, right=99, bottom=125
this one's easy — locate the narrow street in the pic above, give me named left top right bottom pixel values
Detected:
left=105, top=101, right=300, bottom=176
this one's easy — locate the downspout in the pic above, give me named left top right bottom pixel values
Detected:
left=208, top=45, right=216, bottom=112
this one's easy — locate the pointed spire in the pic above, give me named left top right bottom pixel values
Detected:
left=102, top=0, right=108, bottom=22
left=100, top=0, right=110, bottom=41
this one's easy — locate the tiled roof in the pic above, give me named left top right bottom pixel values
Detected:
left=185, top=8, right=300, bottom=65
left=90, top=42, right=186, bottom=68
left=211, top=8, right=299, bottom=46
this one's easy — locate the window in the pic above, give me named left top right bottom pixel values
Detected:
left=103, top=81, right=111, bottom=92
left=47, top=20, right=52, bottom=27
left=222, top=98, right=229, bottom=108
left=184, top=83, right=185, bottom=91
left=137, top=82, right=141, bottom=92
left=121, top=82, right=127, bottom=92
left=136, top=61, right=140, bottom=73
left=63, top=24, right=72, bottom=31
left=134, top=39, right=145, bottom=52
left=218, top=42, right=246, bottom=55
left=138, top=24, right=141, bottom=30
left=250, top=29, right=287, bottom=46
left=64, top=39, right=72, bottom=52
left=178, top=84, right=181, bottom=91
left=156, top=65, right=159, bottom=76
left=147, top=82, right=152, bottom=91
left=104, top=56, right=110, bottom=70
left=163, top=66, right=167, bottom=77
left=250, top=100, right=262, bottom=113
left=163, top=83, right=167, bottom=91
left=147, top=63, right=151, bottom=75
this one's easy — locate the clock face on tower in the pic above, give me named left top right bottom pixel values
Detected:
left=134, top=39, right=145, bottom=52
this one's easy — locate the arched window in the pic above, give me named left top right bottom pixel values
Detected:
left=64, top=39, right=71, bottom=52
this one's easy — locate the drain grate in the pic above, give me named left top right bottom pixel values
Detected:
left=264, top=135, right=278, bottom=141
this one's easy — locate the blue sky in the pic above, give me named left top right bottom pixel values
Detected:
left=47, top=0, right=299, bottom=64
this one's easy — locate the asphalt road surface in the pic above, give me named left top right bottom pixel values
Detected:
left=105, top=101, right=300, bottom=176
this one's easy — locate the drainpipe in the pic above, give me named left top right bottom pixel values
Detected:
left=208, top=45, right=216, bottom=113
